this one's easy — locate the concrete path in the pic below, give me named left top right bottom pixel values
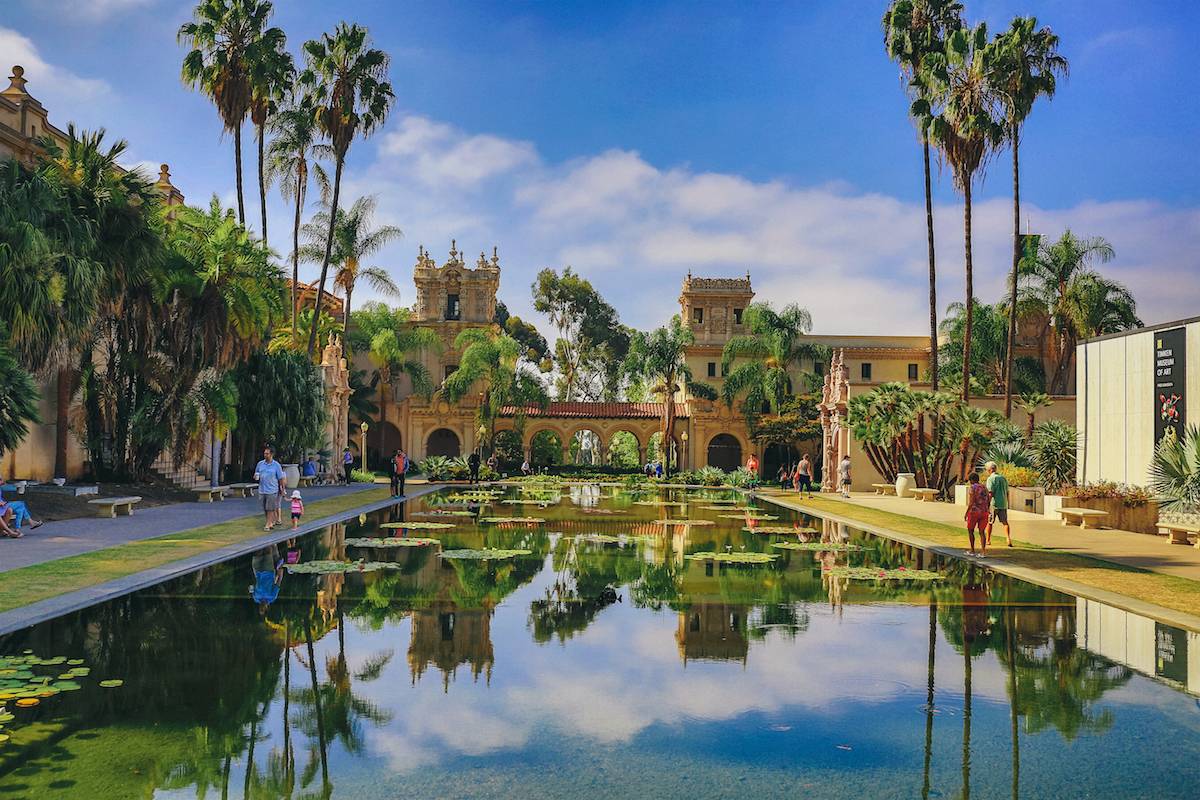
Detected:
left=0, top=483, right=379, bottom=574
left=765, top=489, right=1200, bottom=582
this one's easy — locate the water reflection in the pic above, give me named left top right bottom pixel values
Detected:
left=0, top=484, right=1197, bottom=799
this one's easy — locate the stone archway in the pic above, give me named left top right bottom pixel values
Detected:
left=566, top=427, right=605, bottom=466
left=371, top=421, right=403, bottom=468
left=706, top=433, right=742, bottom=471
left=606, top=430, right=642, bottom=468
left=427, top=428, right=461, bottom=458
left=528, top=429, right=564, bottom=467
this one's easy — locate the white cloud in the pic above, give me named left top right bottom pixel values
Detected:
left=336, top=112, right=1200, bottom=335
left=0, top=27, right=113, bottom=107
left=24, top=0, right=154, bottom=22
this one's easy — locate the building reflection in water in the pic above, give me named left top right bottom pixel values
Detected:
left=407, top=603, right=495, bottom=691
left=676, top=603, right=749, bottom=666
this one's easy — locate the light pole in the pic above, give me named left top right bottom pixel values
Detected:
left=478, top=424, right=487, bottom=455
left=680, top=430, right=689, bottom=472
left=359, top=421, right=369, bottom=473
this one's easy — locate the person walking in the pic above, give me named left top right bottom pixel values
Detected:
left=254, top=445, right=287, bottom=531
left=964, top=472, right=991, bottom=557
left=984, top=461, right=1012, bottom=548
left=341, top=448, right=354, bottom=484
left=289, top=490, right=305, bottom=530
left=468, top=451, right=481, bottom=484
left=778, top=463, right=791, bottom=490
left=795, top=453, right=814, bottom=498
left=837, top=455, right=852, bottom=498
left=390, top=448, right=408, bottom=497
left=746, top=453, right=759, bottom=475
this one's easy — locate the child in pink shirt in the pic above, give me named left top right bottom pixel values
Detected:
left=289, top=490, right=304, bottom=530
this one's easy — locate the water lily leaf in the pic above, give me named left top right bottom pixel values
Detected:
left=380, top=521, right=455, bottom=530
left=479, top=517, right=545, bottom=524
left=771, top=541, right=863, bottom=551
left=439, top=549, right=533, bottom=560
left=743, top=526, right=820, bottom=535
left=685, top=551, right=778, bottom=564
left=285, top=560, right=404, bottom=574
left=719, top=513, right=779, bottom=520
left=824, top=566, right=942, bottom=581
left=98, top=680, right=124, bottom=688
left=66, top=659, right=85, bottom=666
left=412, top=510, right=474, bottom=517
left=0, top=713, right=13, bottom=723
left=0, top=734, right=9, bottom=744
left=653, top=519, right=715, bottom=526
left=15, top=698, right=39, bottom=707
left=50, top=681, right=81, bottom=691
left=345, top=537, right=439, bottom=548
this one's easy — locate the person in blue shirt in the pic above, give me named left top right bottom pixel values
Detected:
left=249, top=545, right=283, bottom=615
left=254, top=446, right=287, bottom=531
left=302, top=456, right=318, bottom=478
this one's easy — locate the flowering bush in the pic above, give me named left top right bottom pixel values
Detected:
left=997, top=464, right=1039, bottom=488
left=1063, top=481, right=1154, bottom=507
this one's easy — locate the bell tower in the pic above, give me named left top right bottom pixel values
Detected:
left=413, top=240, right=501, bottom=324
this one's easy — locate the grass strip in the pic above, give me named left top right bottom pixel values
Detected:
left=0, top=488, right=392, bottom=614
left=767, top=493, right=1200, bottom=618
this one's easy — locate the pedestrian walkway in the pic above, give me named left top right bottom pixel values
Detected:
left=1, top=483, right=377, bottom=574
left=766, top=489, right=1200, bottom=582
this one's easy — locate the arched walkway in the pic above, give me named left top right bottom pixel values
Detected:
left=427, top=428, right=461, bottom=458
left=492, top=429, right=523, bottom=467
left=567, top=428, right=604, bottom=465
left=706, top=433, right=742, bottom=471
left=607, top=430, right=642, bottom=468
left=529, top=429, right=563, bottom=468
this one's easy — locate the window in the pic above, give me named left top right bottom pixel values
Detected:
left=814, top=361, right=824, bottom=376
left=861, top=362, right=872, bottom=381
left=908, top=363, right=919, bottom=381
left=445, top=293, right=460, bottom=320
left=734, top=308, right=744, bottom=325
left=693, top=307, right=704, bottom=324
left=444, top=364, right=458, bottom=380
left=707, top=361, right=716, bottom=377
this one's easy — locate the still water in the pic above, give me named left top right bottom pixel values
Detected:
left=1, top=483, right=1198, bottom=799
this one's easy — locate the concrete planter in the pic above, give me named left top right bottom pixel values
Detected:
left=1009, top=486, right=1045, bottom=515
left=895, top=473, right=916, bottom=498
left=1061, top=496, right=1160, bottom=534
left=954, top=484, right=968, bottom=506
left=1044, top=494, right=1064, bottom=520
left=283, top=463, right=301, bottom=489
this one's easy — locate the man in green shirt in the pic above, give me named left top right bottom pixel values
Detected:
left=984, top=461, right=1012, bottom=547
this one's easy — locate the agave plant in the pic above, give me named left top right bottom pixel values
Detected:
left=417, top=455, right=452, bottom=481
left=1029, top=419, right=1078, bottom=493
left=692, top=465, right=729, bottom=487
left=1148, top=426, right=1200, bottom=513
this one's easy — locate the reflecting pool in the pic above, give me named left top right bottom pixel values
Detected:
left=1, top=482, right=1199, bottom=799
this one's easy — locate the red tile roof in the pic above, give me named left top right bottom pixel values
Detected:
left=498, top=402, right=684, bottom=419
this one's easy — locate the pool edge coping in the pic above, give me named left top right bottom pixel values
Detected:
left=755, top=491, right=1200, bottom=634
left=0, top=483, right=446, bottom=637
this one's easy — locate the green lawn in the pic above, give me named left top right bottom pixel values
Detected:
left=765, top=491, right=1200, bottom=619
left=0, top=487, right=392, bottom=614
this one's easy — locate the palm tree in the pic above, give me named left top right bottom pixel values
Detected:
left=197, top=373, right=238, bottom=488
left=441, top=328, right=550, bottom=455
left=719, top=302, right=826, bottom=424
left=1017, top=231, right=1140, bottom=393
left=298, top=195, right=402, bottom=330
left=927, top=23, right=1003, bottom=404
left=1149, top=425, right=1200, bottom=513
left=989, top=17, right=1068, bottom=418
left=1016, top=391, right=1051, bottom=441
left=349, top=302, right=439, bottom=458
left=267, top=105, right=330, bottom=336
left=883, top=0, right=964, bottom=392
left=938, top=299, right=1044, bottom=396
left=179, top=0, right=283, bottom=225
left=247, top=25, right=294, bottom=243
left=300, top=22, right=395, bottom=355
left=625, top=316, right=714, bottom=476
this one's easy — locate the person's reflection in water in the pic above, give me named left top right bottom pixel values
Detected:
left=250, top=544, right=284, bottom=615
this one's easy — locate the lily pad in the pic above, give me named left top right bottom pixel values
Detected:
left=0, top=713, right=13, bottom=723
left=743, top=526, right=820, bottom=535
left=685, top=551, right=778, bottom=564
left=285, top=560, right=403, bottom=575
left=380, top=521, right=456, bottom=530
left=719, top=513, right=779, bottom=520
left=771, top=541, right=863, bottom=551
left=345, top=537, right=439, bottom=548
left=479, top=517, right=545, bottom=524
left=98, top=680, right=124, bottom=688
left=50, top=681, right=81, bottom=691
left=439, top=548, right=533, bottom=560
left=633, top=500, right=686, bottom=507
left=653, top=519, right=715, bottom=526
left=14, top=698, right=38, bottom=708
left=699, top=505, right=749, bottom=511
left=66, top=659, right=84, bottom=666
left=502, top=498, right=557, bottom=505
left=0, top=734, right=9, bottom=744
left=825, top=566, right=942, bottom=581
left=412, top=510, right=474, bottom=517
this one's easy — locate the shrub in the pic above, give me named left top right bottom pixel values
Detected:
left=726, top=467, right=760, bottom=489
left=418, top=456, right=453, bottom=481
left=997, top=464, right=1039, bottom=488
left=1030, top=419, right=1078, bottom=493
left=1148, top=426, right=1200, bottom=513
left=350, top=468, right=377, bottom=483
left=1063, top=481, right=1154, bottom=507
left=687, top=466, right=729, bottom=486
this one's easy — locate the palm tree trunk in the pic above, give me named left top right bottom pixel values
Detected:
left=378, top=375, right=388, bottom=458
left=923, top=137, right=939, bottom=392
left=343, top=286, right=352, bottom=332
left=1003, top=129, right=1021, bottom=418
left=291, top=178, right=302, bottom=338
left=234, top=124, right=246, bottom=226
left=257, top=123, right=268, bottom=243
left=961, top=181, right=975, bottom=405
left=1007, top=613, right=1020, bottom=800
left=210, top=426, right=220, bottom=489
left=303, top=618, right=331, bottom=793
left=307, top=157, right=344, bottom=356
left=283, top=621, right=293, bottom=793
left=962, top=642, right=973, bottom=800
left=243, top=715, right=257, bottom=800
left=54, top=367, right=71, bottom=477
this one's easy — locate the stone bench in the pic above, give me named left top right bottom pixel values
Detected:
left=194, top=486, right=230, bottom=503
left=228, top=482, right=258, bottom=498
left=911, top=488, right=939, bottom=502
left=87, top=496, right=141, bottom=518
left=1058, top=507, right=1110, bottom=529
left=1158, top=522, right=1200, bottom=546
left=871, top=483, right=897, bottom=496
left=297, top=475, right=317, bottom=488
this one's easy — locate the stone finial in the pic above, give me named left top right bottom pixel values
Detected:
left=4, top=66, right=28, bottom=96
left=491, top=246, right=499, bottom=268
left=157, top=164, right=172, bottom=183
left=449, top=239, right=458, bottom=262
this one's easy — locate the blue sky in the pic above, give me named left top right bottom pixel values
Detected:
left=5, top=0, right=1198, bottom=332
